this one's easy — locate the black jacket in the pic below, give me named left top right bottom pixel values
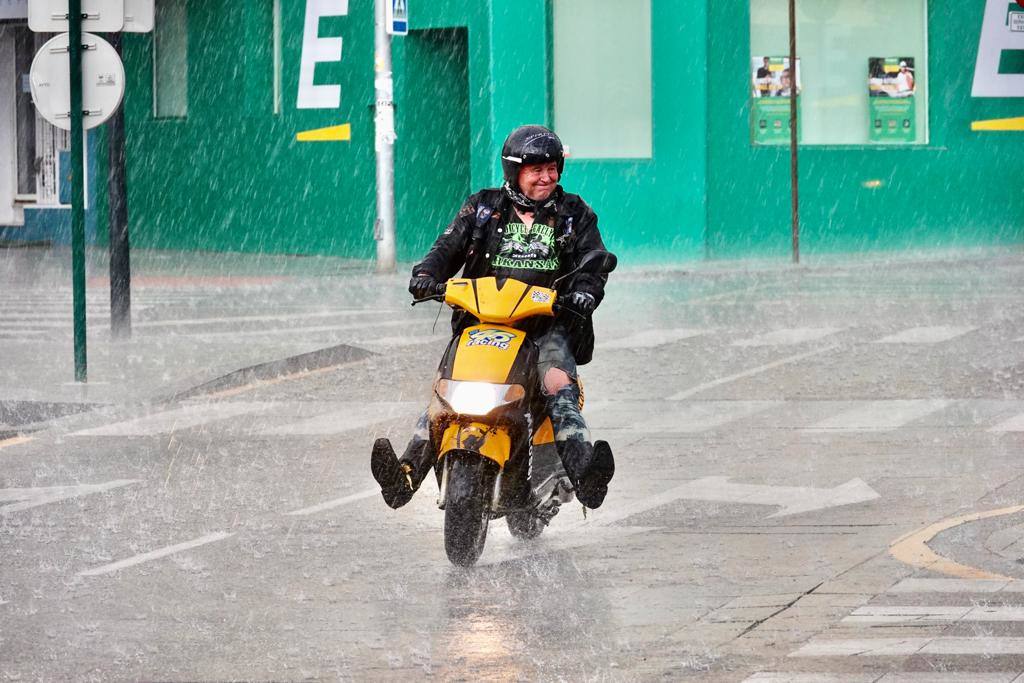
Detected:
left=412, top=187, right=609, bottom=364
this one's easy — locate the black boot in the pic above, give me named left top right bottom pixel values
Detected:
left=558, top=438, right=615, bottom=509
left=371, top=438, right=435, bottom=509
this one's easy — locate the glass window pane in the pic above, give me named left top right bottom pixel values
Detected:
left=552, top=0, right=652, bottom=158
left=154, top=0, right=188, bottom=118
left=750, top=0, right=928, bottom=145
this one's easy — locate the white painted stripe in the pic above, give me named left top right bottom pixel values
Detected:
left=73, top=402, right=278, bottom=436
left=598, top=328, right=709, bottom=350
left=990, top=413, right=1024, bottom=433
left=803, top=400, right=951, bottom=433
left=790, top=637, right=931, bottom=656
left=888, top=578, right=1013, bottom=593
left=133, top=309, right=388, bottom=329
left=261, top=401, right=418, bottom=435
left=635, top=400, right=779, bottom=433
left=78, top=531, right=234, bottom=576
left=354, top=335, right=450, bottom=347
left=743, top=675, right=877, bottom=683
left=192, top=318, right=416, bottom=340
left=732, top=328, right=842, bottom=348
left=873, top=326, right=976, bottom=344
left=670, top=346, right=838, bottom=400
left=877, top=675, right=1020, bottom=682
left=285, top=488, right=380, bottom=516
left=845, top=605, right=1024, bottom=624
left=1, top=479, right=140, bottom=514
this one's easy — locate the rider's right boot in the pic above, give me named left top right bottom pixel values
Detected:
left=370, top=437, right=435, bottom=509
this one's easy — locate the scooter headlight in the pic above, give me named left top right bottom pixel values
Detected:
left=436, top=380, right=526, bottom=416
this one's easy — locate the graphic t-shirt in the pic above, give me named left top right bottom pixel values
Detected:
left=491, top=219, right=561, bottom=288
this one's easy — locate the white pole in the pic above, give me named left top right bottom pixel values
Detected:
left=374, top=0, right=397, bottom=273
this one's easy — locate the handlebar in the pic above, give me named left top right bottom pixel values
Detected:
left=410, top=281, right=447, bottom=306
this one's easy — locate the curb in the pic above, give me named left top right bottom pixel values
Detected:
left=169, top=343, right=376, bottom=402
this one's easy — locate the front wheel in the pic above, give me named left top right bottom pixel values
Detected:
left=444, top=453, right=496, bottom=566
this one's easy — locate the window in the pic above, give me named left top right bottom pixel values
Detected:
left=552, top=0, right=652, bottom=158
left=153, top=0, right=188, bottom=118
left=750, top=0, right=928, bottom=145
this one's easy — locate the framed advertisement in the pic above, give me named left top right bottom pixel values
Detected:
left=868, top=57, right=916, bottom=143
left=751, top=56, right=801, bottom=145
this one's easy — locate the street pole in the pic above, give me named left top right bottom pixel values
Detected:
left=107, top=33, right=131, bottom=339
left=373, top=0, right=397, bottom=273
left=788, top=0, right=800, bottom=264
left=69, top=0, right=88, bottom=381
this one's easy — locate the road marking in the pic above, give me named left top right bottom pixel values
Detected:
left=802, top=399, right=951, bottom=433
left=72, top=402, right=278, bottom=436
left=658, top=476, right=879, bottom=518
left=285, top=488, right=381, bottom=516
left=844, top=605, right=1024, bottom=624
left=132, top=309, right=389, bottom=329
left=78, top=531, right=234, bottom=577
left=353, top=334, right=450, bottom=347
left=890, top=505, right=1024, bottom=580
left=887, top=578, right=1016, bottom=593
left=261, top=401, right=419, bottom=435
left=0, top=479, right=140, bottom=514
left=192, top=318, right=417, bottom=340
left=990, top=412, right=1024, bottom=433
left=872, top=325, right=976, bottom=344
left=744, top=674, right=878, bottom=683
left=732, top=328, right=842, bottom=348
left=634, top=400, right=779, bottom=433
left=597, top=328, right=709, bottom=349
left=791, top=637, right=1024, bottom=657
left=669, top=346, right=839, bottom=400
left=0, top=435, right=33, bottom=450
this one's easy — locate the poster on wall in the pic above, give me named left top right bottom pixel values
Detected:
left=751, top=56, right=801, bottom=145
left=868, top=57, right=916, bottom=143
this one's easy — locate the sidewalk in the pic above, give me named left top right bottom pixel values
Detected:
left=2, top=243, right=1022, bottom=426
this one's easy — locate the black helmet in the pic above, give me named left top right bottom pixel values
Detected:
left=500, top=125, right=565, bottom=188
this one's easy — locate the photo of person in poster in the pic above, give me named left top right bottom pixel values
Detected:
left=869, top=57, right=916, bottom=98
left=751, top=57, right=802, bottom=98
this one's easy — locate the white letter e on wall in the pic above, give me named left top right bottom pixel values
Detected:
left=297, top=0, right=349, bottom=109
left=972, top=0, right=1024, bottom=97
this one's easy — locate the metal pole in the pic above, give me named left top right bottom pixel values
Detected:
left=373, top=0, right=397, bottom=273
left=788, top=0, right=800, bottom=264
left=69, top=0, right=88, bottom=381
left=107, top=33, right=131, bottom=339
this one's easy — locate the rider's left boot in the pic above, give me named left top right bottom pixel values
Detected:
left=371, top=437, right=435, bottom=509
left=545, top=383, right=615, bottom=509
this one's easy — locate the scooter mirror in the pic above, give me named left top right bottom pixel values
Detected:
left=578, top=250, right=618, bottom=275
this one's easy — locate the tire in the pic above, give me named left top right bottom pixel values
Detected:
left=506, top=510, right=544, bottom=540
left=444, top=453, right=495, bottom=567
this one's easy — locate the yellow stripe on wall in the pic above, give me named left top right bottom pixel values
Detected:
left=296, top=123, right=352, bottom=142
left=971, top=116, right=1024, bottom=131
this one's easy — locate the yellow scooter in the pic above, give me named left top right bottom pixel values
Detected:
left=396, top=251, right=616, bottom=566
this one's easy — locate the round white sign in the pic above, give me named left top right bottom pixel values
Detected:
left=29, top=32, right=126, bottom=131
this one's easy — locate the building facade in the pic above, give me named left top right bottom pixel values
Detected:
left=1, top=0, right=1021, bottom=263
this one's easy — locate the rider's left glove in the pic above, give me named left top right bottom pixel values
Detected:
left=409, top=273, right=438, bottom=300
left=566, top=291, right=597, bottom=315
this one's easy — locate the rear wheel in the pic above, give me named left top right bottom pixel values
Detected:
left=444, top=453, right=496, bottom=566
left=506, top=510, right=544, bottom=540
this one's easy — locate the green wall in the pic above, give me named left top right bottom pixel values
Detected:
left=115, top=0, right=1020, bottom=264
left=707, top=0, right=1024, bottom=258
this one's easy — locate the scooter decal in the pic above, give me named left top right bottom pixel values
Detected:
left=466, top=328, right=517, bottom=351
left=530, top=290, right=551, bottom=303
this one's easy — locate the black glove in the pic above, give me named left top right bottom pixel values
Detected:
left=565, top=291, right=596, bottom=315
left=409, top=273, right=438, bottom=300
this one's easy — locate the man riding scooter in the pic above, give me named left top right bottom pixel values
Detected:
left=371, top=125, right=615, bottom=510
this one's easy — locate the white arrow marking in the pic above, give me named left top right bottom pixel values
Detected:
left=657, top=476, right=879, bottom=519
left=0, top=480, right=141, bottom=514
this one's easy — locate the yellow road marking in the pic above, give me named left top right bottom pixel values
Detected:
left=890, top=505, right=1024, bottom=581
left=0, top=435, right=33, bottom=450
left=971, top=116, right=1024, bottom=131
left=296, top=123, right=352, bottom=142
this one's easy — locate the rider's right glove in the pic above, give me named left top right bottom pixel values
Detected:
left=408, top=273, right=438, bottom=300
